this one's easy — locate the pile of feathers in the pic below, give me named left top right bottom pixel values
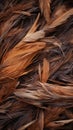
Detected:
left=0, top=0, right=73, bottom=129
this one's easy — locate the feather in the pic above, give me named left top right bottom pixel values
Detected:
left=41, top=58, right=50, bottom=82
left=39, top=0, right=51, bottom=23
left=49, top=8, right=73, bottom=28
